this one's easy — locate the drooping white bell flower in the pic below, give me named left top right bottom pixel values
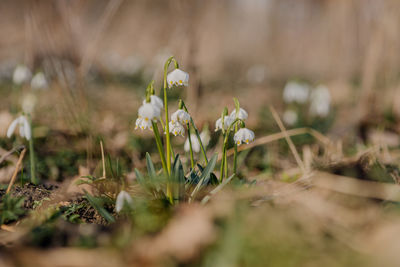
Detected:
left=184, top=130, right=210, bottom=153
left=13, top=65, right=32, bottom=85
left=169, top=121, right=185, bottom=137
left=31, top=72, right=48, bottom=90
left=283, top=109, right=298, bottom=126
left=215, top=116, right=234, bottom=132
left=283, top=81, right=310, bottom=104
left=309, top=85, right=331, bottom=117
left=142, top=95, right=163, bottom=111
left=230, top=108, right=248, bottom=121
left=115, top=190, right=133, bottom=213
left=167, top=69, right=189, bottom=88
left=135, top=103, right=160, bottom=130
left=7, top=115, right=31, bottom=140
left=234, top=128, right=255, bottom=146
left=171, top=109, right=190, bottom=125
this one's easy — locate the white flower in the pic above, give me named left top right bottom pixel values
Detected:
left=116, top=190, right=133, bottom=213
left=215, top=116, right=234, bottom=131
left=283, top=110, right=298, bottom=126
left=13, top=65, right=31, bottom=85
left=171, top=109, right=190, bottom=124
left=184, top=130, right=210, bottom=153
left=309, top=85, right=331, bottom=117
left=142, top=95, right=163, bottom=111
left=230, top=108, right=248, bottom=121
left=167, top=69, right=189, bottom=88
left=169, top=121, right=185, bottom=137
left=31, top=72, right=48, bottom=90
left=135, top=103, right=160, bottom=130
left=135, top=117, right=153, bottom=130
left=234, top=128, right=255, bottom=146
left=283, top=81, right=310, bottom=104
left=7, top=115, right=31, bottom=140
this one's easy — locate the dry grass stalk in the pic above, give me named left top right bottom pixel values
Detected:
left=6, top=148, right=27, bottom=194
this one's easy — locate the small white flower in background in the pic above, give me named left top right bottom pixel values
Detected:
left=7, top=115, right=31, bottom=140
left=184, top=130, right=210, bottom=153
left=142, top=95, right=163, bottom=111
left=283, top=81, right=310, bottom=104
left=234, top=128, right=255, bottom=146
left=171, top=109, right=190, bottom=124
left=31, top=72, right=48, bottom=90
left=167, top=69, right=189, bottom=88
left=230, top=108, right=248, bottom=121
left=13, top=65, right=32, bottom=85
left=135, top=103, right=160, bottom=130
left=116, top=190, right=133, bottom=213
left=283, top=109, right=298, bottom=126
left=309, top=85, right=331, bottom=117
left=215, top=116, right=234, bottom=132
left=21, top=93, right=37, bottom=114
left=169, top=121, right=185, bottom=137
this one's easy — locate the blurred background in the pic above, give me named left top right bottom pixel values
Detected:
left=2, top=1, right=400, bottom=266
left=0, top=0, right=399, bottom=176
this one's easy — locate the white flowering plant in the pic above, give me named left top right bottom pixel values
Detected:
left=129, top=56, right=255, bottom=205
left=281, top=80, right=335, bottom=133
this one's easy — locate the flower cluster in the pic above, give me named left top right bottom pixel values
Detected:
left=169, top=109, right=191, bottom=137
left=12, top=65, right=48, bottom=90
left=215, top=106, right=254, bottom=146
left=282, top=81, right=332, bottom=126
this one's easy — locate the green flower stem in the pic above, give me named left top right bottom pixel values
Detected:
left=29, top=128, right=37, bottom=185
left=219, top=118, right=244, bottom=182
left=163, top=56, right=178, bottom=203
left=180, top=101, right=208, bottom=164
left=220, top=133, right=228, bottom=182
left=233, top=125, right=238, bottom=174
left=151, top=121, right=167, bottom=175
left=187, top=126, right=194, bottom=169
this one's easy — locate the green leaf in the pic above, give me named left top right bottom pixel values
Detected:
left=84, top=191, right=115, bottom=223
left=134, top=168, right=146, bottom=187
left=146, top=152, right=157, bottom=180
left=190, top=154, right=218, bottom=201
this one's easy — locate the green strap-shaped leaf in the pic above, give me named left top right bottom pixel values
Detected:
left=84, top=191, right=115, bottom=223
left=146, top=152, right=157, bottom=181
left=190, top=154, right=218, bottom=201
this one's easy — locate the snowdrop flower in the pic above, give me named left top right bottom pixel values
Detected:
left=31, top=72, right=48, bottom=90
left=309, top=85, right=331, bottom=117
left=142, top=95, right=163, bottom=111
left=230, top=108, right=248, bottom=121
left=167, top=69, right=189, bottom=88
left=283, top=81, right=309, bottom=104
left=215, top=116, right=234, bottom=131
left=184, top=130, right=210, bottom=153
left=115, top=190, right=133, bottom=213
left=283, top=110, right=298, bottom=126
left=169, top=121, right=185, bottom=137
left=171, top=109, right=190, bottom=124
left=13, top=65, right=31, bottom=85
left=135, top=103, right=160, bottom=130
left=234, top=128, right=255, bottom=146
left=7, top=115, right=31, bottom=140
